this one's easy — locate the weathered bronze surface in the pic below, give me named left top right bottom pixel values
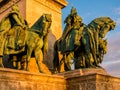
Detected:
left=0, top=5, right=52, bottom=73
left=0, top=5, right=116, bottom=73
left=53, top=7, right=116, bottom=73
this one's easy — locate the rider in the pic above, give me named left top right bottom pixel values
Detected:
left=59, top=7, right=84, bottom=71
left=0, top=4, right=28, bottom=53
left=0, top=4, right=28, bottom=67
left=61, top=7, right=84, bottom=53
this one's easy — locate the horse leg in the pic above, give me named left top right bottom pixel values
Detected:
left=59, top=54, right=71, bottom=71
left=0, top=56, right=4, bottom=67
left=35, top=48, right=44, bottom=73
left=59, top=54, right=66, bottom=72
left=17, top=61, right=21, bottom=70
left=53, top=41, right=60, bottom=73
left=64, top=52, right=74, bottom=71
left=12, top=55, right=17, bottom=69
left=20, top=55, right=26, bottom=70
left=26, top=48, right=33, bottom=71
left=64, top=56, right=71, bottom=71
left=9, top=55, right=20, bottom=69
left=16, top=55, right=22, bottom=70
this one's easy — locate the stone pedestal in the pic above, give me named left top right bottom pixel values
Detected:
left=58, top=68, right=120, bottom=90
left=66, top=73, right=120, bottom=90
left=0, top=68, right=120, bottom=90
left=58, top=68, right=108, bottom=78
left=0, top=68, right=66, bottom=90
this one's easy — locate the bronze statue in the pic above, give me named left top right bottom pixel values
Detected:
left=53, top=7, right=116, bottom=73
left=0, top=4, right=28, bottom=67
left=74, top=17, right=116, bottom=69
left=0, top=5, right=52, bottom=73
left=61, top=7, right=84, bottom=53
left=53, top=7, right=84, bottom=73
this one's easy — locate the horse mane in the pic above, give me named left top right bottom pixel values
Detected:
left=31, top=14, right=51, bottom=29
left=93, top=17, right=115, bottom=25
left=87, top=16, right=116, bottom=30
left=30, top=14, right=52, bottom=35
left=31, top=15, right=43, bottom=30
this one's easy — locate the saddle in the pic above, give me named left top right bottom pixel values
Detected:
left=7, top=26, right=26, bottom=50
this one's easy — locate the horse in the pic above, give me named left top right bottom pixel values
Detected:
left=74, top=17, right=116, bottom=69
left=53, top=16, right=116, bottom=72
left=0, top=14, right=52, bottom=73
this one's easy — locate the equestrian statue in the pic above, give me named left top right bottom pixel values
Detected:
left=0, top=5, right=52, bottom=73
left=53, top=7, right=116, bottom=73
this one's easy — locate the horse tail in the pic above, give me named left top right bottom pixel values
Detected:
left=53, top=40, right=60, bottom=73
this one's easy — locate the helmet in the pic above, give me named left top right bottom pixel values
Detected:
left=70, top=7, right=77, bottom=15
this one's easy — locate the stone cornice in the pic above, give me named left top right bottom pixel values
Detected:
left=0, top=0, right=68, bottom=14
left=33, top=0, right=67, bottom=14
left=53, top=0, right=68, bottom=8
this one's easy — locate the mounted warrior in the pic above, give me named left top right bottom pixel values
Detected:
left=0, top=4, right=28, bottom=67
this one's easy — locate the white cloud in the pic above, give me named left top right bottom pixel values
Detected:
left=100, top=32, right=120, bottom=77
left=101, top=61, right=120, bottom=77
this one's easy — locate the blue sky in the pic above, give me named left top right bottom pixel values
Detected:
left=62, top=0, right=120, bottom=77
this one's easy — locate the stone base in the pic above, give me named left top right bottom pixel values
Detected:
left=66, top=73, right=120, bottom=90
left=57, top=68, right=108, bottom=78
left=57, top=68, right=120, bottom=90
left=0, top=68, right=66, bottom=90
left=0, top=68, right=120, bottom=90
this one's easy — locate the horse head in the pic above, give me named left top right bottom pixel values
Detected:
left=42, top=14, right=52, bottom=36
left=92, top=17, right=116, bottom=38
left=31, top=14, right=52, bottom=37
